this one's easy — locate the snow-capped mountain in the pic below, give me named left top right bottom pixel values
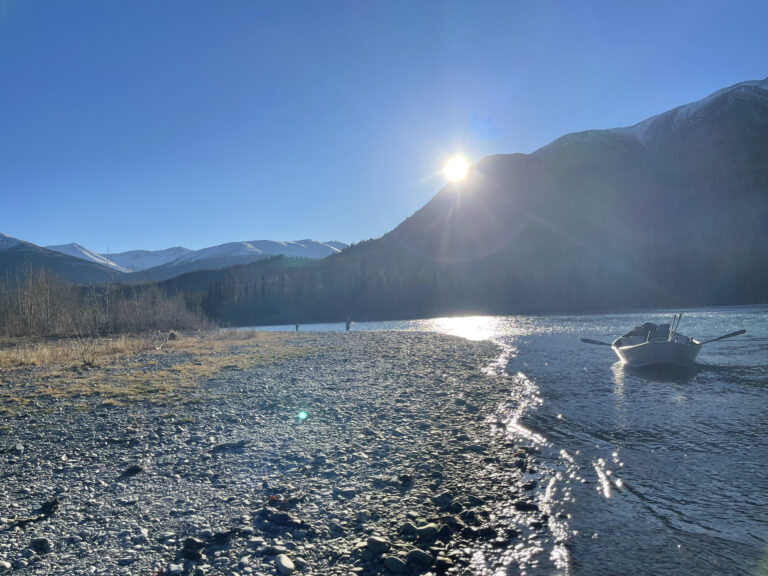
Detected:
left=46, top=243, right=130, bottom=273
left=170, top=240, right=344, bottom=266
left=130, top=239, right=347, bottom=281
left=609, top=77, right=768, bottom=144
left=1, top=235, right=125, bottom=283
left=106, top=247, right=192, bottom=272
left=535, top=77, right=768, bottom=156
left=1, top=233, right=348, bottom=283
left=105, top=241, right=346, bottom=273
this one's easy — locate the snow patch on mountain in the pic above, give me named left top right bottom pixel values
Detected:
left=35, top=238, right=346, bottom=275
left=106, top=247, right=192, bottom=272
left=535, top=77, right=768, bottom=155
left=169, top=239, right=344, bottom=267
left=611, top=77, right=768, bottom=143
left=0, top=233, right=23, bottom=251
left=45, top=243, right=130, bottom=272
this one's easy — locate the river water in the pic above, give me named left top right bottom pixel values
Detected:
left=249, top=305, right=768, bottom=575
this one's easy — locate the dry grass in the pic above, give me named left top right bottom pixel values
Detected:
left=0, top=330, right=307, bottom=415
left=0, top=334, right=158, bottom=368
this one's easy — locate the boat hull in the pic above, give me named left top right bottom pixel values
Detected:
left=612, top=340, right=701, bottom=368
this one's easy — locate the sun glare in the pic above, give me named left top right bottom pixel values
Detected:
left=444, top=155, right=469, bottom=182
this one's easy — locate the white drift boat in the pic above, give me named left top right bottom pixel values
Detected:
left=581, top=314, right=746, bottom=368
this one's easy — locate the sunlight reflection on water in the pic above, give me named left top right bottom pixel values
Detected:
left=418, top=315, right=505, bottom=341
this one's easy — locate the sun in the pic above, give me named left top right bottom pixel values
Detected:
left=444, top=155, right=469, bottom=182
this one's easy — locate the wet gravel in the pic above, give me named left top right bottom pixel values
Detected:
left=0, top=332, right=553, bottom=575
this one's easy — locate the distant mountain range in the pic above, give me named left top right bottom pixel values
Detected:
left=158, top=77, right=768, bottom=324
left=4, top=77, right=767, bottom=323
left=0, top=234, right=347, bottom=283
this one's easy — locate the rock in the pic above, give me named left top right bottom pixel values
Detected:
left=415, top=523, right=439, bottom=540
left=437, top=524, right=453, bottom=540
left=405, top=548, right=433, bottom=566
left=30, top=537, right=53, bottom=554
left=120, top=464, right=144, bottom=478
left=329, top=522, right=347, bottom=536
left=275, top=553, right=295, bottom=575
left=467, top=495, right=486, bottom=506
left=0, top=560, right=11, bottom=571
left=459, top=509, right=480, bottom=525
left=168, top=564, right=184, bottom=575
left=257, top=544, right=288, bottom=556
left=366, top=535, right=390, bottom=554
left=435, top=556, right=454, bottom=571
left=401, top=521, right=417, bottom=534
left=433, top=491, right=453, bottom=508
left=514, top=500, right=538, bottom=512
left=268, top=511, right=300, bottom=527
left=383, top=556, right=407, bottom=573
left=11, top=444, right=24, bottom=455
left=182, top=537, right=206, bottom=560
left=333, top=486, right=356, bottom=499
left=211, top=439, right=248, bottom=454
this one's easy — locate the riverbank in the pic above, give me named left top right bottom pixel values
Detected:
left=0, top=331, right=554, bottom=575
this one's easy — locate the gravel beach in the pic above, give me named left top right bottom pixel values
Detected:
left=1, top=332, right=554, bottom=576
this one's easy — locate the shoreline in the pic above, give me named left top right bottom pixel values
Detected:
left=0, top=332, right=554, bottom=575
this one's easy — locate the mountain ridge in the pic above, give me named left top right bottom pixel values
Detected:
left=0, top=234, right=348, bottom=284
left=165, top=76, right=768, bottom=325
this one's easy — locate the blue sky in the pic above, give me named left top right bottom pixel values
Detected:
left=1, top=0, right=767, bottom=252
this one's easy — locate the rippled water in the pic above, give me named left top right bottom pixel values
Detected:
left=250, top=306, right=768, bottom=575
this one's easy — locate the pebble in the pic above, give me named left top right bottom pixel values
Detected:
left=275, top=553, right=295, bottom=575
left=405, top=548, right=433, bottom=566
left=416, top=523, right=439, bottom=540
left=30, top=537, right=53, bottom=554
left=383, top=556, right=407, bottom=573
left=366, top=535, right=390, bottom=554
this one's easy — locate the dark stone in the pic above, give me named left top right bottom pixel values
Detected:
left=405, top=548, right=433, bottom=566
left=120, top=464, right=144, bottom=478
left=437, top=524, right=453, bottom=541
left=211, top=440, right=248, bottom=454
left=182, top=537, right=206, bottom=561
left=383, top=556, right=406, bottom=573
left=30, top=538, right=52, bottom=554
left=477, top=526, right=497, bottom=540
left=514, top=501, right=539, bottom=512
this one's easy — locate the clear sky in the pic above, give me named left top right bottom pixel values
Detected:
left=1, top=0, right=767, bottom=252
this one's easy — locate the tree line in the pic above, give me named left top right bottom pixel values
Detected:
left=0, top=267, right=210, bottom=338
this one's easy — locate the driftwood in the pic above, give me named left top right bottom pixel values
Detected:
left=0, top=498, right=59, bottom=531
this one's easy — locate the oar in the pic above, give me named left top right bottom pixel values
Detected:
left=698, top=329, right=746, bottom=345
left=581, top=338, right=613, bottom=346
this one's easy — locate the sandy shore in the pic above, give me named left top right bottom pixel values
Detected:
left=0, top=332, right=551, bottom=575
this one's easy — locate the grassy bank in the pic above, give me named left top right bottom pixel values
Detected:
left=0, top=330, right=306, bottom=415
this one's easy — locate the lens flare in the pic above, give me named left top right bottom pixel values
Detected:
left=444, top=155, right=469, bottom=182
